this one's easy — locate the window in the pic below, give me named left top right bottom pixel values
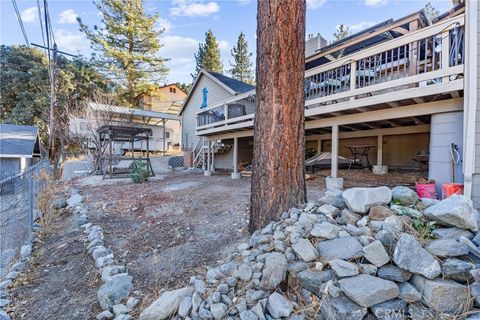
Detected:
left=165, top=132, right=170, bottom=139
left=169, top=87, right=176, bottom=93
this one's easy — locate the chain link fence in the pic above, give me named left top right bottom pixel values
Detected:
left=0, top=160, right=50, bottom=277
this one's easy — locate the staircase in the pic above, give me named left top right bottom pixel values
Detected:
left=193, top=137, right=232, bottom=169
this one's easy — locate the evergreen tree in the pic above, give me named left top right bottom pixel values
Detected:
left=333, top=24, right=350, bottom=41
left=229, top=32, right=254, bottom=84
left=193, top=29, right=223, bottom=77
left=78, top=0, right=168, bottom=106
left=424, top=2, right=440, bottom=23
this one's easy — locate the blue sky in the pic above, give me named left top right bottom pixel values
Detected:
left=1, top=0, right=453, bottom=84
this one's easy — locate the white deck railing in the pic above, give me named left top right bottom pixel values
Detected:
left=196, top=14, right=465, bottom=136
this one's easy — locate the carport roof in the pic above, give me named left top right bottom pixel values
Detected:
left=0, top=124, right=41, bottom=158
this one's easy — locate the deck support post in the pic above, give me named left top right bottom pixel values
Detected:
left=211, top=140, right=215, bottom=172
left=377, top=135, right=383, bottom=166
left=317, top=139, right=322, bottom=154
left=231, top=137, right=241, bottom=179
left=204, top=139, right=212, bottom=176
left=163, top=119, right=166, bottom=156
left=331, top=124, right=339, bottom=178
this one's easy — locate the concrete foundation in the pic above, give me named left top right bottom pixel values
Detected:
left=372, top=165, right=388, bottom=175
left=231, top=172, right=241, bottom=179
left=326, top=177, right=344, bottom=190
left=204, top=170, right=212, bottom=177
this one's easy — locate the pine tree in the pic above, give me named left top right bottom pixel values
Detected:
left=229, top=32, right=254, bottom=84
left=193, top=30, right=223, bottom=77
left=78, top=0, right=168, bottom=106
left=333, top=24, right=350, bottom=41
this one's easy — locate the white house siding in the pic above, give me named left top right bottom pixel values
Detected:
left=181, top=75, right=234, bottom=151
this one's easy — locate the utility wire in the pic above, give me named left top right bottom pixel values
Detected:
left=36, top=0, right=46, bottom=48
left=11, top=0, right=30, bottom=46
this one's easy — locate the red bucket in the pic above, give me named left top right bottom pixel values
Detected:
left=416, top=182, right=436, bottom=199
left=442, top=183, right=463, bottom=199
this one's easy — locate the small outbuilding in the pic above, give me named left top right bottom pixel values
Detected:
left=0, top=124, right=43, bottom=177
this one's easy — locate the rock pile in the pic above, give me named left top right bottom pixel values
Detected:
left=140, top=185, right=480, bottom=320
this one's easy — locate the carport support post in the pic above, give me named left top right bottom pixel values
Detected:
left=331, top=124, right=339, bottom=178
left=163, top=119, right=166, bottom=156
left=231, top=137, right=241, bottom=179
left=377, top=135, right=383, bottom=166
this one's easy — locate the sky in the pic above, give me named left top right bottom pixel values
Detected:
left=1, top=0, right=453, bottom=84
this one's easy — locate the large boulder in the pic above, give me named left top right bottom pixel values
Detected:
left=441, top=258, right=475, bottom=283
left=319, top=189, right=346, bottom=209
left=139, top=287, right=193, bottom=320
left=316, top=236, right=363, bottom=260
left=391, top=186, right=419, bottom=206
left=432, top=227, right=474, bottom=241
left=424, top=195, right=478, bottom=232
left=338, top=274, right=399, bottom=307
left=393, top=234, right=441, bottom=279
left=342, top=187, right=392, bottom=214
left=97, top=274, right=133, bottom=310
left=425, top=239, right=469, bottom=257
left=260, top=253, right=287, bottom=290
left=292, top=238, right=318, bottom=262
left=411, top=275, right=472, bottom=315
left=266, top=292, right=293, bottom=318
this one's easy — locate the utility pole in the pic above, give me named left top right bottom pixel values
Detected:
left=49, top=43, right=57, bottom=161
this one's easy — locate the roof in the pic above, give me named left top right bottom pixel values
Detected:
left=208, top=72, right=255, bottom=94
left=0, top=124, right=41, bottom=158
left=180, top=69, right=255, bottom=115
left=89, top=102, right=179, bottom=121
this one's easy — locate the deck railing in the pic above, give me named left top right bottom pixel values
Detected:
left=197, top=15, right=465, bottom=136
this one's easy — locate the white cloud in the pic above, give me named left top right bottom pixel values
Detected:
left=218, top=40, right=229, bottom=52
left=170, top=0, right=220, bottom=17
left=237, top=0, right=251, bottom=5
left=307, top=0, right=326, bottom=9
left=54, top=29, right=89, bottom=54
left=347, top=21, right=376, bottom=33
left=159, top=35, right=200, bottom=83
left=21, top=7, right=38, bottom=23
left=364, top=0, right=387, bottom=7
left=58, top=9, right=78, bottom=24
left=156, top=18, right=172, bottom=33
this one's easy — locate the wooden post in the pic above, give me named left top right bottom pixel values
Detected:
left=211, top=140, right=215, bottom=172
left=377, top=135, right=383, bottom=166
left=231, top=137, right=240, bottom=179
left=331, top=124, right=339, bottom=178
left=108, top=129, right=112, bottom=177
left=349, top=61, right=356, bottom=101
left=207, top=140, right=211, bottom=172
left=163, top=119, right=167, bottom=156
left=409, top=20, right=419, bottom=78
left=317, top=139, right=322, bottom=154
left=441, top=30, right=450, bottom=83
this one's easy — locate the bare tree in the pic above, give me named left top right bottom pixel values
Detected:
left=249, top=0, right=307, bottom=232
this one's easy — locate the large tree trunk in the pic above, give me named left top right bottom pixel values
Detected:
left=249, top=0, right=306, bottom=232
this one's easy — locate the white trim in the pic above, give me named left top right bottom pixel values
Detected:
left=0, top=154, right=34, bottom=158
left=463, top=0, right=478, bottom=199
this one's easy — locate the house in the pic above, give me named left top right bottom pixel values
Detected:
left=70, top=102, right=179, bottom=154
left=0, top=124, right=43, bottom=178
left=136, top=84, right=187, bottom=148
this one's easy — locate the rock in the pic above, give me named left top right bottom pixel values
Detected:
left=471, top=283, right=480, bottom=307
left=432, top=227, right=474, bottom=241
left=98, top=274, right=133, bottom=310
left=20, top=244, right=32, bottom=259
left=0, top=310, right=9, bottom=320
left=368, top=206, right=395, bottom=221
left=319, top=189, right=346, bottom=209
left=235, top=264, right=253, bottom=281
left=425, top=239, right=469, bottom=257
left=460, top=236, right=480, bottom=258
left=266, top=292, right=293, bottom=318
left=240, top=310, right=259, bottom=320
left=342, top=187, right=392, bottom=214
left=297, top=213, right=318, bottom=226
left=198, top=307, right=213, bottom=319
left=424, top=195, right=478, bottom=232
left=51, top=197, right=67, bottom=209
left=292, top=238, right=318, bottom=262
left=390, top=205, right=423, bottom=219
left=420, top=198, right=440, bottom=208
left=96, top=310, right=114, bottom=320
left=311, top=222, right=341, bottom=239
left=362, top=240, right=390, bottom=267
left=251, top=303, right=265, bottom=320
left=441, top=258, right=475, bottom=283
left=260, top=253, right=287, bottom=290
left=318, top=204, right=340, bottom=217
left=358, top=264, right=377, bottom=276
left=67, top=193, right=84, bottom=207
left=126, top=297, right=139, bottom=309
left=113, top=315, right=132, bottom=320
left=377, top=266, right=412, bottom=282
left=112, top=304, right=129, bottom=316
left=101, top=266, right=127, bottom=282
left=316, top=236, right=364, bottom=260
left=392, top=233, right=441, bottom=279
left=340, top=209, right=362, bottom=225
left=383, top=216, right=407, bottom=234
left=398, top=282, right=421, bottom=302
left=139, top=286, right=193, bottom=320
left=391, top=186, right=419, bottom=206
left=320, top=295, right=367, bottom=320
left=297, top=270, right=335, bottom=295
left=210, top=303, right=228, bottom=320
left=376, top=229, right=396, bottom=247
left=371, top=298, right=407, bottom=320
left=0, top=299, right=10, bottom=308
left=411, top=275, right=471, bottom=315
left=329, top=259, right=359, bottom=277
left=338, top=274, right=399, bottom=307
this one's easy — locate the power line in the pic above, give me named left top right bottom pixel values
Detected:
left=36, top=0, right=46, bottom=48
left=11, top=0, right=30, bottom=46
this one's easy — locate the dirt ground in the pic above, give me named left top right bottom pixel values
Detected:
left=10, top=206, right=101, bottom=320
left=70, top=171, right=324, bottom=314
